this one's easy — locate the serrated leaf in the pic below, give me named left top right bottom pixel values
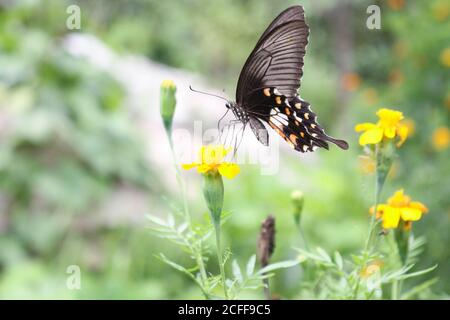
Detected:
left=246, top=255, right=256, bottom=276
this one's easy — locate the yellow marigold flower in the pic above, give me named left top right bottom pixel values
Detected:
left=441, top=48, right=450, bottom=68
left=182, top=145, right=240, bottom=179
left=360, top=259, right=384, bottom=278
left=355, top=108, right=408, bottom=146
left=432, top=127, right=450, bottom=151
left=432, top=1, right=450, bottom=22
left=370, top=189, right=428, bottom=229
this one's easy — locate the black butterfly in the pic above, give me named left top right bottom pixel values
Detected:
left=225, top=5, right=348, bottom=153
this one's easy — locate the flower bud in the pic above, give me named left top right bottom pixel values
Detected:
left=257, top=215, right=275, bottom=267
left=291, top=190, right=304, bottom=226
left=202, top=171, right=224, bottom=226
left=160, top=80, right=177, bottom=133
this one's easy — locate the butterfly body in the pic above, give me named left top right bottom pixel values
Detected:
left=228, top=5, right=348, bottom=153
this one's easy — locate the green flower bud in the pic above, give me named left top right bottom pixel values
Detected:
left=202, top=171, right=224, bottom=226
left=160, top=80, right=177, bottom=133
left=291, top=190, right=304, bottom=226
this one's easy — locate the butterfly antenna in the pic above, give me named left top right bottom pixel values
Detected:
left=189, top=85, right=229, bottom=102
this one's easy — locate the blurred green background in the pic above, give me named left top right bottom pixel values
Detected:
left=0, top=0, right=449, bottom=299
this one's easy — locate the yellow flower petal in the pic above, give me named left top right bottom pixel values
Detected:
left=377, top=108, right=404, bottom=123
left=370, top=204, right=388, bottom=219
left=384, top=126, right=396, bottom=139
left=382, top=206, right=401, bottom=229
left=359, top=127, right=383, bottom=145
left=355, top=122, right=377, bottom=132
left=200, top=145, right=229, bottom=165
left=400, top=207, right=422, bottom=221
left=218, top=163, right=240, bottom=179
left=410, top=201, right=428, bottom=213
left=182, top=163, right=198, bottom=170
left=197, top=164, right=214, bottom=174
left=397, top=124, right=409, bottom=146
left=388, top=189, right=408, bottom=206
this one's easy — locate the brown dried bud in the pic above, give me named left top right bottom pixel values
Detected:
left=257, top=215, right=276, bottom=267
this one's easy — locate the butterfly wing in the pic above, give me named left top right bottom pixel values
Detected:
left=248, top=117, right=269, bottom=146
left=236, top=5, right=308, bottom=103
left=236, top=5, right=348, bottom=151
left=246, top=88, right=348, bottom=152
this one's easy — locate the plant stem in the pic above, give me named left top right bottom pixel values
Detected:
left=298, top=222, right=310, bottom=251
left=353, top=145, right=383, bottom=299
left=166, top=133, right=209, bottom=296
left=214, top=221, right=228, bottom=299
left=263, top=279, right=271, bottom=300
left=391, top=279, right=399, bottom=300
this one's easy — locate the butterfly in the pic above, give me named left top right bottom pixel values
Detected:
left=225, top=5, right=349, bottom=153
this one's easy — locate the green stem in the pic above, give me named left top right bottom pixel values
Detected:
left=391, top=279, right=399, bottom=300
left=214, top=221, right=228, bottom=299
left=166, top=132, right=209, bottom=297
left=353, top=145, right=384, bottom=299
left=297, top=221, right=311, bottom=285
left=298, top=222, right=310, bottom=251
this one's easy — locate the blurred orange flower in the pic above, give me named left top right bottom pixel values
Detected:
left=342, top=73, right=361, bottom=92
left=370, top=189, right=428, bottom=229
left=388, top=0, right=405, bottom=10
left=393, top=41, right=408, bottom=59
left=363, top=88, right=379, bottom=105
left=432, top=127, right=450, bottom=151
left=360, top=259, right=384, bottom=278
left=389, top=69, right=404, bottom=86
left=440, top=48, right=450, bottom=68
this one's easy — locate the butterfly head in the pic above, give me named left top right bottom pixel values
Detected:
left=225, top=101, right=235, bottom=110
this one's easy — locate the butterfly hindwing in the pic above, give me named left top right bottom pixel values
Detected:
left=246, top=87, right=348, bottom=152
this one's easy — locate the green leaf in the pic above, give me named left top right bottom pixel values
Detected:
left=146, top=214, right=168, bottom=227
left=316, top=247, right=332, bottom=263
left=396, top=265, right=438, bottom=281
left=232, top=260, right=243, bottom=283
left=401, top=278, right=438, bottom=300
left=256, top=260, right=299, bottom=276
left=334, top=251, right=344, bottom=270
left=246, top=255, right=256, bottom=277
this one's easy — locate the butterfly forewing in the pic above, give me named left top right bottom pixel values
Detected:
left=234, top=5, right=348, bottom=152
